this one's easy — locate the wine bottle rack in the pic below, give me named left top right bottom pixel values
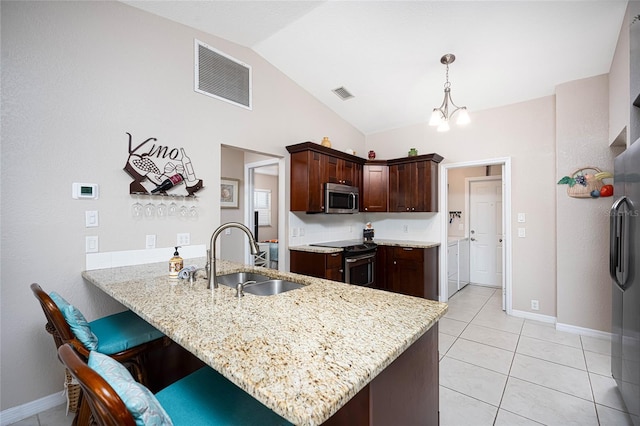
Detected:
left=123, top=132, right=204, bottom=197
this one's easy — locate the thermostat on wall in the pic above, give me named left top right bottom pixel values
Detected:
left=72, top=183, right=99, bottom=200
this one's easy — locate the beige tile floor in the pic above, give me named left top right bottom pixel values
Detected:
left=440, top=284, right=638, bottom=426
left=11, top=284, right=636, bottom=425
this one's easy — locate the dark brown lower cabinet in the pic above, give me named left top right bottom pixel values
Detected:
left=290, top=250, right=344, bottom=281
left=377, top=245, right=439, bottom=301
left=323, top=323, right=439, bottom=425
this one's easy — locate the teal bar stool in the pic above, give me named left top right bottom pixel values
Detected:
left=31, top=283, right=168, bottom=425
left=58, top=344, right=293, bottom=426
left=31, top=283, right=167, bottom=383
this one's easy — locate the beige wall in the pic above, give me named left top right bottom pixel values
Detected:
left=555, top=75, right=621, bottom=332
left=220, top=147, right=246, bottom=263
left=367, top=96, right=558, bottom=317
left=1, top=1, right=364, bottom=410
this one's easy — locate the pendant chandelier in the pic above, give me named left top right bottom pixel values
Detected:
left=429, top=53, right=470, bottom=132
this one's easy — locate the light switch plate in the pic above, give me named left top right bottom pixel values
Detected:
left=518, top=228, right=526, bottom=238
left=517, top=213, right=526, bottom=223
left=85, top=210, right=99, bottom=227
left=86, top=236, right=99, bottom=253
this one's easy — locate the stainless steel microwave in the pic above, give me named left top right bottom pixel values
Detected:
left=325, top=183, right=359, bottom=214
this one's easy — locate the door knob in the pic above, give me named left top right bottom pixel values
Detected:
left=471, top=230, right=475, bottom=234
left=499, top=238, right=503, bottom=242
left=471, top=238, right=476, bottom=241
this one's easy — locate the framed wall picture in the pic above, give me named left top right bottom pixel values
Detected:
left=220, top=178, right=240, bottom=208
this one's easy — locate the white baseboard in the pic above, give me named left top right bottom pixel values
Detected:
left=0, top=391, right=66, bottom=426
left=510, top=310, right=612, bottom=339
left=556, top=322, right=612, bottom=340
left=510, top=309, right=556, bottom=324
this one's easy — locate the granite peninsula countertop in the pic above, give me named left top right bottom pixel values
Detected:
left=82, top=258, right=447, bottom=426
left=290, top=239, right=440, bottom=253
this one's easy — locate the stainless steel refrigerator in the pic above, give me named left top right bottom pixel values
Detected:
left=610, top=140, right=640, bottom=423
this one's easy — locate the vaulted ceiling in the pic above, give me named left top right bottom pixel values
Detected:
left=123, top=1, right=628, bottom=135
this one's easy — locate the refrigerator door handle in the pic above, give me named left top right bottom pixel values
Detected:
left=609, top=196, right=630, bottom=290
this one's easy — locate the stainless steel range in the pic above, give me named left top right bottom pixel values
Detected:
left=310, top=240, right=377, bottom=287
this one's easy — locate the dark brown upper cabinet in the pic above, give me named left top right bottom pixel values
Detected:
left=388, top=154, right=443, bottom=212
left=286, top=142, right=365, bottom=213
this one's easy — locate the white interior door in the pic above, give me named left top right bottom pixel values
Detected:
left=470, top=179, right=502, bottom=287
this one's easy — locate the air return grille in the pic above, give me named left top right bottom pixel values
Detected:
left=332, top=86, right=354, bottom=100
left=195, top=39, right=252, bottom=109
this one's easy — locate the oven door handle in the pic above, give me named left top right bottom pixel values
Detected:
left=345, top=253, right=376, bottom=262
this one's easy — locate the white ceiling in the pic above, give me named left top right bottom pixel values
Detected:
left=123, top=1, right=628, bottom=135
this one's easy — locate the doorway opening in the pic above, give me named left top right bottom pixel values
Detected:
left=439, top=158, right=512, bottom=314
left=220, top=145, right=285, bottom=269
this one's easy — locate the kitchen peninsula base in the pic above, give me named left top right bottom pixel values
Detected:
left=325, top=324, right=438, bottom=425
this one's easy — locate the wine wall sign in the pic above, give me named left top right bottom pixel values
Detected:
left=123, top=132, right=204, bottom=196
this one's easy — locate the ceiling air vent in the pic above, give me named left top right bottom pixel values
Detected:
left=195, top=39, right=252, bottom=110
left=332, top=86, right=354, bottom=101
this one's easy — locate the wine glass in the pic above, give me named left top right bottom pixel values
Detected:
left=157, top=200, right=168, bottom=218
left=189, top=204, right=198, bottom=220
left=144, top=201, right=156, bottom=218
left=168, top=199, right=178, bottom=217
left=131, top=196, right=143, bottom=220
left=179, top=197, right=189, bottom=219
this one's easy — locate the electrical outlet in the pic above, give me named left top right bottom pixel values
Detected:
left=225, top=228, right=231, bottom=235
left=291, top=227, right=299, bottom=237
left=146, top=234, right=156, bottom=249
left=403, top=225, right=409, bottom=233
left=86, top=236, right=99, bottom=253
left=177, top=233, right=190, bottom=246
left=531, top=300, right=539, bottom=311
left=299, top=227, right=305, bottom=236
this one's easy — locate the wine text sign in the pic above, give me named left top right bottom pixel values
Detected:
left=123, top=132, right=204, bottom=196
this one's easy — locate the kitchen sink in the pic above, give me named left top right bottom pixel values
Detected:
left=216, top=272, right=272, bottom=288
left=243, top=280, right=304, bottom=296
left=216, top=272, right=305, bottom=296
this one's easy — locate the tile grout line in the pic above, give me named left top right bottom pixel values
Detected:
left=441, top=287, right=498, bottom=360
left=582, top=335, right=602, bottom=425
left=492, top=307, right=525, bottom=425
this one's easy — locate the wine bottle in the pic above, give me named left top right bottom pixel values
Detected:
left=151, top=174, right=184, bottom=193
left=180, top=148, right=197, bottom=183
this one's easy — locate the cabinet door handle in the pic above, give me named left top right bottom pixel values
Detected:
left=403, top=247, right=413, bottom=251
left=331, top=253, right=340, bottom=257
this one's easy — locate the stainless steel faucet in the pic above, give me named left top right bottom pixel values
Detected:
left=208, top=222, right=261, bottom=289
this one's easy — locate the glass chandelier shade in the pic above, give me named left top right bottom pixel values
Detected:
left=429, top=54, right=469, bottom=132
